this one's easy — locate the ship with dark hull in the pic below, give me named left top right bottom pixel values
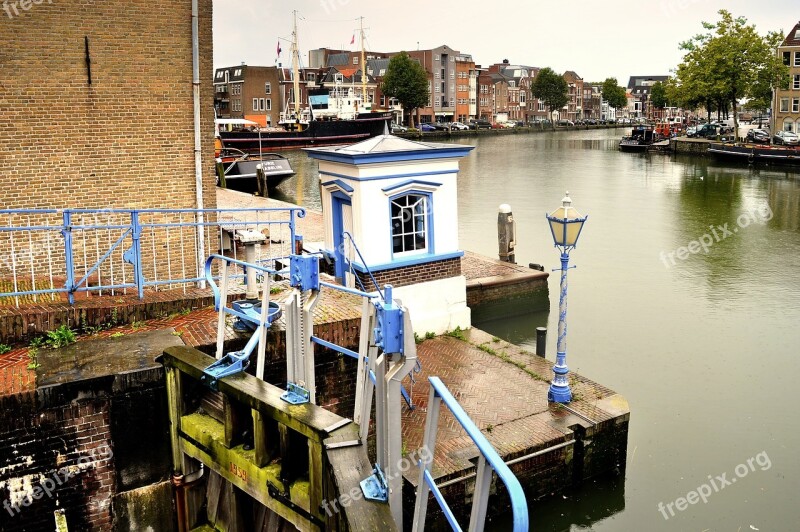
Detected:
left=217, top=113, right=391, bottom=153
left=708, top=142, right=800, bottom=167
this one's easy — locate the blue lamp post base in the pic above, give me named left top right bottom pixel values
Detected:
left=548, top=349, right=572, bottom=403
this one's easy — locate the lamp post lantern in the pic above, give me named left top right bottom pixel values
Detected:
left=545, top=192, right=587, bottom=403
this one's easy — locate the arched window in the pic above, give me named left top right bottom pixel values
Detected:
left=391, top=193, right=429, bottom=255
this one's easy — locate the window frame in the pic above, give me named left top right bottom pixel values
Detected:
left=388, top=191, right=433, bottom=258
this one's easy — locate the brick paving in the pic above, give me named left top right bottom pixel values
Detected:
left=402, top=327, right=618, bottom=483
left=0, top=274, right=363, bottom=397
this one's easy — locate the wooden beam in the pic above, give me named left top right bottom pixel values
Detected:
left=160, top=346, right=344, bottom=442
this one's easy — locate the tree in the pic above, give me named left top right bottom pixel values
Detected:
left=601, top=77, right=628, bottom=112
left=650, top=81, right=668, bottom=111
left=381, top=52, right=429, bottom=128
left=676, top=10, right=789, bottom=140
left=531, top=68, right=568, bottom=127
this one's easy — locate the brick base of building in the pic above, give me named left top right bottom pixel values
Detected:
left=354, top=257, right=461, bottom=290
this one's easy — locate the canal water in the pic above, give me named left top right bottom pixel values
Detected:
left=272, top=129, right=800, bottom=531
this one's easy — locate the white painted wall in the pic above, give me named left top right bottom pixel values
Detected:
left=319, top=158, right=462, bottom=267
left=393, top=276, right=471, bottom=335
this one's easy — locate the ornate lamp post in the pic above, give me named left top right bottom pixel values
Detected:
left=546, top=192, right=588, bottom=403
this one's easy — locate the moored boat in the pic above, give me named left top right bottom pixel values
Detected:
left=217, top=13, right=390, bottom=153
left=216, top=151, right=295, bottom=193
left=619, top=125, right=658, bottom=152
left=708, top=142, right=800, bottom=166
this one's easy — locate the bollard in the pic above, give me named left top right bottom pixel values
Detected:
left=255, top=163, right=269, bottom=198
left=215, top=158, right=227, bottom=189
left=497, top=204, right=516, bottom=263
left=535, top=327, right=547, bottom=357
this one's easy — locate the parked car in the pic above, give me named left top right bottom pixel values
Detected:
left=390, top=123, right=408, bottom=133
left=685, top=126, right=697, bottom=137
left=692, top=123, right=722, bottom=139
left=450, top=121, right=469, bottom=130
left=420, top=123, right=436, bottom=132
left=557, top=119, right=574, bottom=127
left=773, top=130, right=799, bottom=146
left=746, top=129, right=770, bottom=144
left=468, top=119, right=492, bottom=130
left=501, top=121, right=516, bottom=128
left=430, top=122, right=450, bottom=131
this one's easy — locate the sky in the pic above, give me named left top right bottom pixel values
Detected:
left=213, top=1, right=798, bottom=85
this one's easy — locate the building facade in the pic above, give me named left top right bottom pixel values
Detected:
left=0, top=1, right=215, bottom=530
left=563, top=71, right=584, bottom=122
left=775, top=21, right=800, bottom=133
left=214, top=65, right=281, bottom=127
left=408, top=45, right=461, bottom=123
left=455, top=54, right=477, bottom=123
left=626, top=75, right=669, bottom=119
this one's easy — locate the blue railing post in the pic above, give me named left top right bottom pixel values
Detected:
left=130, top=211, right=145, bottom=299
left=61, top=210, right=75, bottom=305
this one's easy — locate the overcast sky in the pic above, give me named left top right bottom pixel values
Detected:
left=213, top=1, right=797, bottom=84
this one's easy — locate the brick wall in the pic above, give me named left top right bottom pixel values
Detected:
left=354, top=257, right=461, bottom=290
left=0, top=392, right=115, bottom=531
left=0, top=0, right=216, bottom=281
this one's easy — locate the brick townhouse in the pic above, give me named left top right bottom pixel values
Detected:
left=774, top=21, right=800, bottom=133
left=563, top=71, right=584, bottom=122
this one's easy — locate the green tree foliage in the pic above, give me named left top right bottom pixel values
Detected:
left=531, top=68, right=568, bottom=126
left=381, top=52, right=429, bottom=127
left=674, top=10, right=789, bottom=139
left=650, top=81, right=668, bottom=109
left=601, top=77, right=628, bottom=110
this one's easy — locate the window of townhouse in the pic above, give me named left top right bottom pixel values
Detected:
left=781, top=98, right=790, bottom=113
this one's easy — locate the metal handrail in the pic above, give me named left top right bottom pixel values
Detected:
left=342, top=231, right=384, bottom=300
left=412, top=376, right=529, bottom=532
left=0, top=207, right=304, bottom=305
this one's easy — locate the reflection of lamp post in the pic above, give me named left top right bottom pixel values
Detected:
left=546, top=192, right=588, bottom=403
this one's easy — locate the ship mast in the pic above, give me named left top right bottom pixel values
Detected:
left=291, top=10, right=300, bottom=117
left=359, top=16, right=367, bottom=107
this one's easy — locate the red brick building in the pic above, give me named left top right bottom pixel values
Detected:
left=563, top=71, right=584, bottom=122
left=0, top=3, right=215, bottom=531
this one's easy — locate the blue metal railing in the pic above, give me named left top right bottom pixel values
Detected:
left=0, top=207, right=304, bottom=306
left=412, top=376, right=529, bottom=532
